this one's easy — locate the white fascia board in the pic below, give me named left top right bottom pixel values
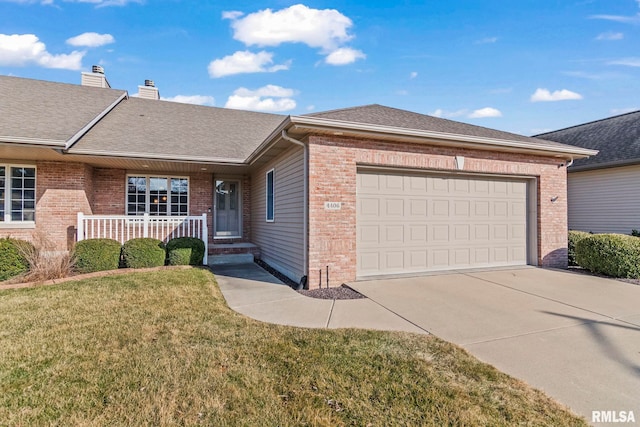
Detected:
left=66, top=149, right=247, bottom=165
left=0, top=136, right=66, bottom=147
left=289, top=116, right=599, bottom=158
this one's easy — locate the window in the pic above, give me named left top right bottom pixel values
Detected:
left=0, top=165, right=36, bottom=223
left=126, top=175, right=188, bottom=216
left=266, top=169, right=274, bottom=222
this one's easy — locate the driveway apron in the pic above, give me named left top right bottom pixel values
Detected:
left=349, top=267, right=640, bottom=425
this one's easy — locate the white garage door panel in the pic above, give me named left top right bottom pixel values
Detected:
left=357, top=171, right=529, bottom=277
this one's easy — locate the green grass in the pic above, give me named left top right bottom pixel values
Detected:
left=0, top=268, right=586, bottom=426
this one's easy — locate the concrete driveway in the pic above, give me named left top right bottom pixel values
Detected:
left=348, top=267, right=640, bottom=426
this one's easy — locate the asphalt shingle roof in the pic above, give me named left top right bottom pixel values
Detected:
left=306, top=104, right=573, bottom=149
left=536, top=110, right=640, bottom=169
left=0, top=75, right=126, bottom=143
left=70, top=97, right=287, bottom=161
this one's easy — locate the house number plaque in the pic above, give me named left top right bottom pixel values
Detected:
left=324, top=201, right=342, bottom=210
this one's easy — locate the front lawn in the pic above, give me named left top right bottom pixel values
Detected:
left=0, top=268, right=586, bottom=426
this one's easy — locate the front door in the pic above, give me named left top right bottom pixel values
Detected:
left=214, top=180, right=241, bottom=237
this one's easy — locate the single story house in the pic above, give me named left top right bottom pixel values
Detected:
left=0, top=70, right=596, bottom=288
left=537, top=110, right=640, bottom=234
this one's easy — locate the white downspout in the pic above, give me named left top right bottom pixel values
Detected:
left=281, top=129, right=309, bottom=285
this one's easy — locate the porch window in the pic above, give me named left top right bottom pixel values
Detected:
left=126, top=175, right=188, bottom=216
left=266, top=169, right=274, bottom=222
left=0, top=165, right=36, bottom=223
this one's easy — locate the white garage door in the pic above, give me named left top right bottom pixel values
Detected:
left=356, top=170, right=530, bottom=278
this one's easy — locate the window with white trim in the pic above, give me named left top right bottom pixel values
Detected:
left=266, top=169, right=274, bottom=222
left=0, top=165, right=36, bottom=223
left=126, top=175, right=188, bottom=216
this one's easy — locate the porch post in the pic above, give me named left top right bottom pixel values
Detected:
left=202, top=213, right=208, bottom=265
left=77, top=212, right=85, bottom=242
left=143, top=213, right=149, bottom=238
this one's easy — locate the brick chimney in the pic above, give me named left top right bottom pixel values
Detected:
left=137, top=79, right=160, bottom=100
left=81, top=65, right=111, bottom=88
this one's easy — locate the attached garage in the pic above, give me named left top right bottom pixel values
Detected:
left=356, top=169, right=536, bottom=278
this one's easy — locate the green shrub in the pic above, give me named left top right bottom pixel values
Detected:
left=0, top=238, right=31, bottom=281
left=73, top=238, right=122, bottom=273
left=166, top=237, right=205, bottom=266
left=122, top=238, right=166, bottom=268
left=631, top=229, right=640, bottom=237
left=575, top=233, right=640, bottom=278
left=568, top=230, right=591, bottom=266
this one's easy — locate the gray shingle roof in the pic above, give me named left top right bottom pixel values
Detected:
left=0, top=75, right=125, bottom=143
left=69, top=97, right=287, bottom=161
left=306, top=104, right=572, bottom=149
left=536, top=110, right=640, bottom=170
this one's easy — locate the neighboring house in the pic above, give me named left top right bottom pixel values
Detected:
left=537, top=111, right=640, bottom=235
left=0, top=71, right=596, bottom=288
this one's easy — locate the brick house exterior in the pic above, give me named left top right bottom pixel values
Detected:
left=0, top=74, right=596, bottom=288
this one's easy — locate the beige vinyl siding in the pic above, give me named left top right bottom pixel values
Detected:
left=568, top=165, right=640, bottom=234
left=251, top=146, right=305, bottom=282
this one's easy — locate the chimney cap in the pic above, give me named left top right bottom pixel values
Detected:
left=144, top=79, right=155, bottom=87
left=91, top=65, right=105, bottom=74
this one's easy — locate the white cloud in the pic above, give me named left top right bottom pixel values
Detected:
left=468, top=107, right=502, bottom=118
left=234, top=85, right=296, bottom=98
left=222, top=10, right=244, bottom=20
left=224, top=85, right=297, bottom=112
left=610, top=107, right=638, bottom=115
left=429, top=109, right=468, bottom=118
left=431, top=107, right=502, bottom=119
left=530, top=88, right=583, bottom=102
left=590, top=13, right=640, bottom=24
left=207, top=50, right=290, bottom=78
left=590, top=1, right=640, bottom=24
left=475, top=37, right=498, bottom=44
left=227, top=4, right=354, bottom=50
left=409, top=71, right=418, bottom=79
left=66, top=32, right=115, bottom=47
left=608, top=57, right=640, bottom=67
left=595, top=31, right=624, bottom=41
left=0, top=33, right=84, bottom=70
left=161, top=95, right=215, bottom=106
left=325, top=47, right=365, bottom=65
left=306, top=104, right=316, bottom=111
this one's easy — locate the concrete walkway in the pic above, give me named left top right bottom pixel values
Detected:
left=210, top=263, right=425, bottom=334
left=349, top=267, right=640, bottom=427
left=211, top=263, right=640, bottom=426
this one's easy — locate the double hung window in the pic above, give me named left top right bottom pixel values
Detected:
left=0, top=166, right=36, bottom=223
left=127, top=176, right=188, bottom=216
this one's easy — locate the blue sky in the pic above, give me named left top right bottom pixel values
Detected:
left=1, top=0, right=639, bottom=135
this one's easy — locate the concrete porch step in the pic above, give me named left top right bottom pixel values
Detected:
left=208, top=242, right=260, bottom=257
left=208, top=253, right=255, bottom=265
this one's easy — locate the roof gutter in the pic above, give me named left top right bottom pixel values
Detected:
left=65, top=149, right=247, bottom=165
left=281, top=129, right=309, bottom=289
left=288, top=116, right=599, bottom=158
left=64, top=90, right=128, bottom=151
left=0, top=136, right=66, bottom=148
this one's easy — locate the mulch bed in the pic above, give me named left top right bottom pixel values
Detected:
left=297, top=285, right=366, bottom=300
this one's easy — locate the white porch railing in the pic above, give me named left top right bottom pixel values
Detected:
left=77, top=213, right=208, bottom=264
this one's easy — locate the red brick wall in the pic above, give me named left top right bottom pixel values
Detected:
left=92, top=168, right=125, bottom=214
left=0, top=161, right=94, bottom=251
left=307, top=135, right=569, bottom=287
left=190, top=173, right=213, bottom=241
